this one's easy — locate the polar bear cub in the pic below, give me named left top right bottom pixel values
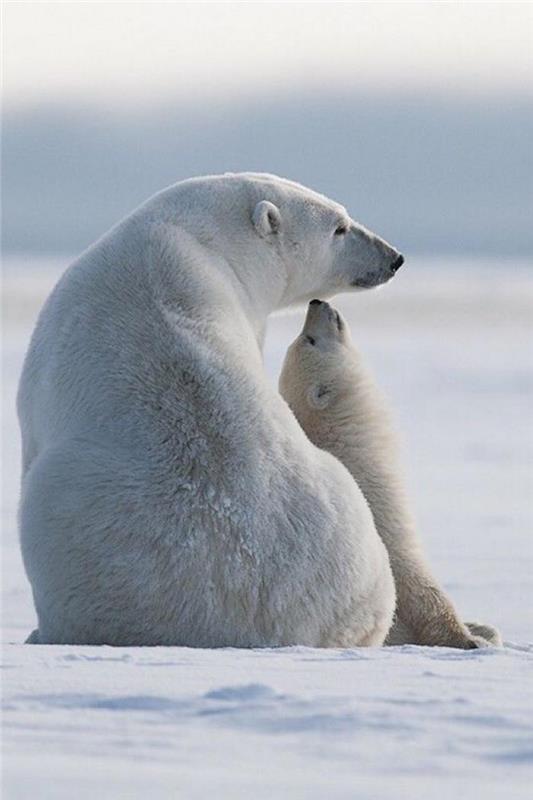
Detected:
left=279, top=299, right=502, bottom=648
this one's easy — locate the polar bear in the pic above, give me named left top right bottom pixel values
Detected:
left=279, top=299, right=502, bottom=648
left=19, top=173, right=404, bottom=647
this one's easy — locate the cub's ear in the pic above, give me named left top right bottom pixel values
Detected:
left=306, top=383, right=333, bottom=410
left=252, top=200, right=281, bottom=237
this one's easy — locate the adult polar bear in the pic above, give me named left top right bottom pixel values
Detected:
left=21, top=171, right=415, bottom=647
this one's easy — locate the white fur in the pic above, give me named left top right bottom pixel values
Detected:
left=18, top=173, right=402, bottom=646
left=279, top=300, right=502, bottom=649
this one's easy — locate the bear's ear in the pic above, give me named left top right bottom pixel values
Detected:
left=307, top=383, right=333, bottom=410
left=252, top=200, right=281, bottom=237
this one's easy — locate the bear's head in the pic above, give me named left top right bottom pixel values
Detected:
left=245, top=174, right=404, bottom=307
left=168, top=173, right=403, bottom=313
left=279, top=298, right=357, bottom=415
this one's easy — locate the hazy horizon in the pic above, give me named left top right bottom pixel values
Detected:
left=3, top=90, right=532, bottom=257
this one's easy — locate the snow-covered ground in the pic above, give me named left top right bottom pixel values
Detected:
left=2, top=255, right=532, bottom=798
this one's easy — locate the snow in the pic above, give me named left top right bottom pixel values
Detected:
left=3, top=644, right=532, bottom=799
left=2, top=255, right=532, bottom=798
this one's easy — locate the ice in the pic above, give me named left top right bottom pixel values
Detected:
left=2, top=255, right=532, bottom=797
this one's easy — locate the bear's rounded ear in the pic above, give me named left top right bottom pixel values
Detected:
left=306, top=383, right=332, bottom=410
left=252, top=200, right=281, bottom=237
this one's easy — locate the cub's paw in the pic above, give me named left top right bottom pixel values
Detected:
left=465, top=621, right=502, bottom=647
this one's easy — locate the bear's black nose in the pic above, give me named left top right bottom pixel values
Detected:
left=309, top=299, right=322, bottom=306
left=391, top=254, right=404, bottom=273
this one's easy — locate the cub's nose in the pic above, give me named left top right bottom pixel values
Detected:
left=309, top=299, right=323, bottom=306
left=391, top=254, right=404, bottom=273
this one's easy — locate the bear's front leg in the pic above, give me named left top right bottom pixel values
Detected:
left=384, top=563, right=498, bottom=649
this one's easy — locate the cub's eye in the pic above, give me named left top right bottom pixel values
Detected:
left=305, top=335, right=316, bottom=346
left=334, top=223, right=348, bottom=236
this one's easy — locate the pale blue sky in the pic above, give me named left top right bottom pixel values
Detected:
left=3, top=2, right=532, bottom=255
left=4, top=1, right=533, bottom=107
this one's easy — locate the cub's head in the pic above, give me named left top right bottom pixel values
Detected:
left=279, top=298, right=356, bottom=415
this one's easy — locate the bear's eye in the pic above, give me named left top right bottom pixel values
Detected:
left=305, top=335, right=316, bottom=346
left=334, top=223, right=348, bottom=235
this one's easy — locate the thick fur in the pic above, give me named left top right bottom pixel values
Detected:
left=279, top=300, right=502, bottom=649
left=18, top=173, right=403, bottom=647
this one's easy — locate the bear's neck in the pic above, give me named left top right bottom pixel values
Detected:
left=151, top=225, right=287, bottom=351
left=223, top=251, right=288, bottom=345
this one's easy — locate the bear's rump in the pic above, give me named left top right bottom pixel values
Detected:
left=20, top=430, right=392, bottom=646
